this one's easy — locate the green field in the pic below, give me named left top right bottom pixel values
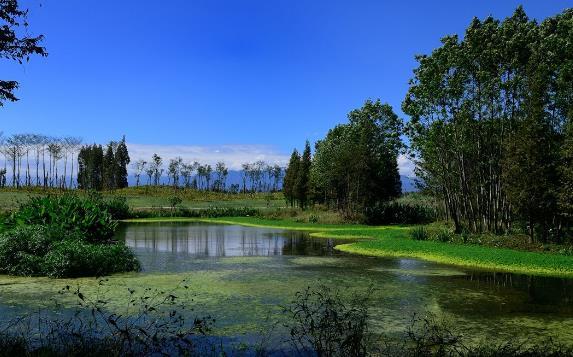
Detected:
left=124, top=216, right=573, bottom=278
left=0, top=188, right=286, bottom=212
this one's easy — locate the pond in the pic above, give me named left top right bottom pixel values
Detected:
left=1, top=221, right=573, bottom=348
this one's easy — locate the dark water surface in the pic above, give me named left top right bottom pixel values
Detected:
left=1, top=221, right=573, bottom=347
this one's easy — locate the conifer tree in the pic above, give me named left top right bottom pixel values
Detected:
left=295, top=141, right=312, bottom=209
left=103, top=143, right=115, bottom=190
left=114, top=136, right=130, bottom=189
left=283, top=149, right=301, bottom=207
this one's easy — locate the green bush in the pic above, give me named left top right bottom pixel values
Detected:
left=0, top=225, right=139, bottom=278
left=430, top=229, right=454, bottom=243
left=7, top=193, right=118, bottom=243
left=130, top=206, right=259, bottom=219
left=410, top=226, right=428, bottom=241
left=364, top=201, right=436, bottom=225
left=43, top=240, right=140, bottom=278
left=101, top=195, right=131, bottom=220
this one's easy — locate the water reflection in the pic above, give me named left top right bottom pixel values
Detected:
left=119, top=222, right=339, bottom=258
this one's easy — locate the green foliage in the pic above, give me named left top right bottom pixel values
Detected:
left=410, top=226, right=428, bottom=241
left=311, top=99, right=402, bottom=215
left=283, top=148, right=300, bottom=207
left=130, top=206, right=259, bottom=219
left=8, top=193, right=118, bottom=243
left=403, top=7, right=573, bottom=240
left=364, top=201, right=436, bottom=225
left=78, top=136, right=130, bottom=191
left=294, top=141, right=312, bottom=209
left=168, top=195, right=183, bottom=210
left=282, top=284, right=371, bottom=357
left=42, top=240, right=139, bottom=278
left=0, top=225, right=139, bottom=277
left=0, top=0, right=47, bottom=106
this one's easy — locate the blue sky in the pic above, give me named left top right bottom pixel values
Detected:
left=1, top=1, right=571, bottom=171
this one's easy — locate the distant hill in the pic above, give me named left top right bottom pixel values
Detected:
left=401, top=176, right=418, bottom=192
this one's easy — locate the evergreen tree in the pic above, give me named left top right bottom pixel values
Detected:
left=77, top=144, right=104, bottom=190
left=295, top=141, right=311, bottom=209
left=102, top=142, right=115, bottom=190
left=114, top=136, right=130, bottom=189
left=283, top=149, right=301, bottom=207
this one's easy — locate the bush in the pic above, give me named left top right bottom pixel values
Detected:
left=430, top=228, right=454, bottom=243
left=0, top=225, right=139, bottom=278
left=130, top=206, right=259, bottom=219
left=43, top=240, right=140, bottom=278
left=7, top=193, right=118, bottom=243
left=101, top=195, right=131, bottom=220
left=364, top=201, right=436, bottom=225
left=282, top=285, right=371, bottom=357
left=410, top=226, right=428, bottom=241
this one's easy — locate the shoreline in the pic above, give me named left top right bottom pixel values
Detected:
left=122, top=216, right=573, bottom=279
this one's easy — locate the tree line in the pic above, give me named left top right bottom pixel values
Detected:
left=132, top=156, right=283, bottom=193
left=283, top=100, right=403, bottom=217
left=0, top=133, right=82, bottom=189
left=403, top=7, right=573, bottom=242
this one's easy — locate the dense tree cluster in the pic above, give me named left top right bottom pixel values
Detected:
left=77, top=136, right=130, bottom=190
left=284, top=100, right=403, bottom=215
left=403, top=7, right=573, bottom=241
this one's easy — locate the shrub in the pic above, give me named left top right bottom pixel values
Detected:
left=101, top=195, right=131, bottom=220
left=364, top=201, right=436, bottom=225
left=430, top=229, right=454, bottom=243
left=43, top=240, right=140, bottom=278
left=130, top=206, right=259, bottom=219
left=282, top=285, right=371, bottom=357
left=410, top=226, right=428, bottom=241
left=0, top=225, right=139, bottom=278
left=8, top=193, right=118, bottom=243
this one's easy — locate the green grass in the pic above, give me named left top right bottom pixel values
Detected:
left=0, top=188, right=286, bottom=212
left=123, top=216, right=573, bottom=278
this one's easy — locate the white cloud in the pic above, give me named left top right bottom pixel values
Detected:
left=398, top=154, right=415, bottom=177
left=127, top=143, right=289, bottom=171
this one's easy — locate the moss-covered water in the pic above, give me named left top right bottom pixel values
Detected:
left=1, top=222, right=573, bottom=346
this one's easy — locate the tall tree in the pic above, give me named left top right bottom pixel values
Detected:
left=114, top=136, right=130, bottom=189
left=295, top=141, right=311, bottom=209
left=283, top=149, right=300, bottom=207
left=102, top=142, right=115, bottom=190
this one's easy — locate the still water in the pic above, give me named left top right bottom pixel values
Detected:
left=1, top=221, right=573, bottom=347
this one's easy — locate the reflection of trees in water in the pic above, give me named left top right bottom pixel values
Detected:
left=465, top=272, right=573, bottom=307
left=123, top=224, right=336, bottom=258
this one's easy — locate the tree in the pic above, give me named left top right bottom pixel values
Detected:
left=0, top=0, right=47, bottom=106
left=311, top=100, right=402, bottom=215
left=102, top=142, right=115, bottom=190
left=295, top=141, right=311, bottom=209
left=132, top=159, right=147, bottom=187
left=167, top=157, right=182, bottom=188
left=114, top=136, right=130, bottom=189
left=283, top=149, right=300, bottom=207
left=77, top=144, right=104, bottom=190
left=150, top=154, right=163, bottom=186
left=214, top=161, right=228, bottom=191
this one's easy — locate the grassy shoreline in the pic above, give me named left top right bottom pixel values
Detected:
left=122, top=216, right=573, bottom=278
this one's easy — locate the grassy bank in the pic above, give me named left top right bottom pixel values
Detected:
left=122, top=216, right=573, bottom=278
